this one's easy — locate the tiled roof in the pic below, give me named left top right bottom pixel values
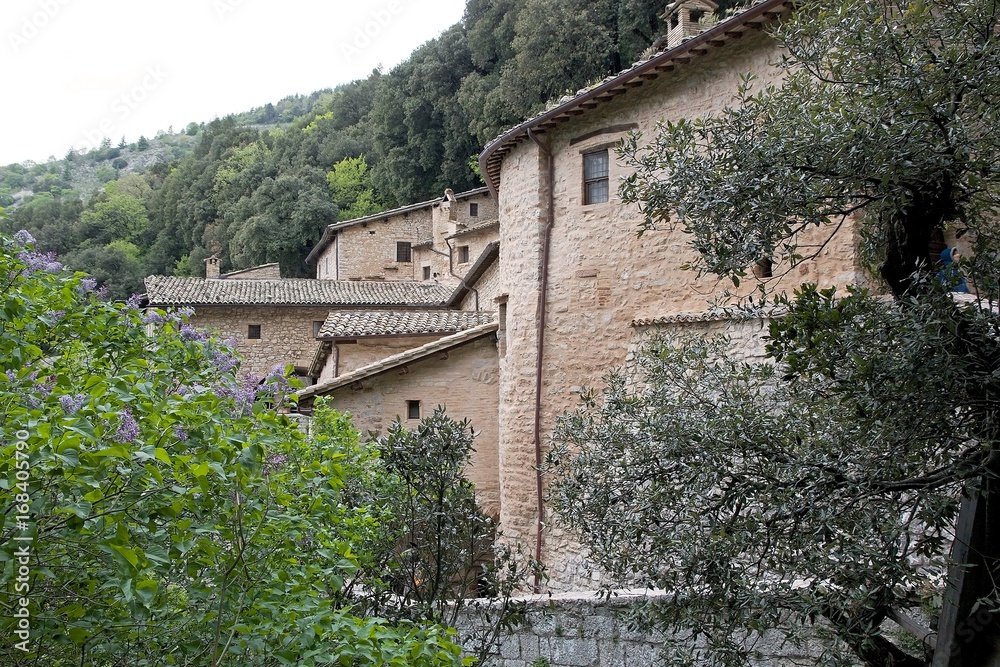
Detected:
left=631, top=307, right=781, bottom=327
left=631, top=312, right=734, bottom=327
left=144, top=276, right=452, bottom=307
left=318, top=309, right=495, bottom=338
left=447, top=219, right=499, bottom=239
left=297, top=322, right=499, bottom=400
left=478, top=0, right=790, bottom=194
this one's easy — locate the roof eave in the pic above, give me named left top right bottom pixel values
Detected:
left=446, top=241, right=501, bottom=308
left=478, top=0, right=790, bottom=196
left=297, top=322, right=499, bottom=400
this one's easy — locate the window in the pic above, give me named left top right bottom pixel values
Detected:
left=457, top=245, right=470, bottom=264
left=407, top=400, right=421, bottom=420
left=754, top=257, right=773, bottom=279
left=469, top=202, right=479, bottom=217
left=313, top=321, right=324, bottom=337
left=497, top=300, right=507, bottom=357
left=422, top=265, right=431, bottom=280
left=396, top=241, right=412, bottom=263
left=583, top=150, right=610, bottom=204
left=248, top=324, right=261, bottom=339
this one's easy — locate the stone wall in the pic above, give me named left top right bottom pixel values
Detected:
left=319, top=208, right=434, bottom=281
left=321, top=334, right=502, bottom=514
left=494, top=30, right=865, bottom=590
left=220, top=263, right=281, bottom=280
left=315, top=190, right=498, bottom=284
left=335, top=335, right=448, bottom=375
left=457, top=590, right=815, bottom=667
left=190, top=305, right=331, bottom=379
left=461, top=259, right=502, bottom=312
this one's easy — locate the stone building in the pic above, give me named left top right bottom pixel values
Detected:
left=143, top=273, right=453, bottom=380
left=294, top=243, right=504, bottom=512
left=306, top=187, right=497, bottom=285
left=477, top=0, right=866, bottom=589
left=147, top=0, right=876, bottom=594
left=297, top=321, right=502, bottom=515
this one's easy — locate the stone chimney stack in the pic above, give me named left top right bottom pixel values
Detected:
left=663, top=0, right=719, bottom=49
left=443, top=188, right=458, bottom=222
left=205, top=254, right=221, bottom=279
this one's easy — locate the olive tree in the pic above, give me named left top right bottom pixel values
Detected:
left=549, top=0, right=1000, bottom=664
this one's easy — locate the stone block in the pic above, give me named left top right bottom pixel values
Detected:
left=549, top=637, right=599, bottom=666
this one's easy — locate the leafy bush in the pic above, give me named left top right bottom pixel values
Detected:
left=0, top=232, right=467, bottom=666
left=312, top=401, right=533, bottom=663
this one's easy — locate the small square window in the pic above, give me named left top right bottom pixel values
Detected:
left=422, top=265, right=431, bottom=280
left=407, top=400, right=421, bottom=420
left=583, top=150, right=610, bottom=205
left=469, top=202, right=479, bottom=217
left=248, top=324, right=261, bottom=339
left=396, top=241, right=412, bottom=263
left=457, top=245, right=470, bottom=264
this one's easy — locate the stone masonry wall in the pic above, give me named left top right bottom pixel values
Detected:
left=321, top=208, right=434, bottom=281
left=190, top=305, right=332, bottom=379
left=315, top=191, right=497, bottom=284
left=496, top=30, right=866, bottom=590
left=321, top=335, right=502, bottom=514
left=456, top=590, right=815, bottom=667
left=461, top=259, right=501, bottom=312
left=335, top=335, right=448, bottom=375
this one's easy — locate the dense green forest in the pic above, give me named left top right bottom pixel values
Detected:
left=0, top=0, right=736, bottom=299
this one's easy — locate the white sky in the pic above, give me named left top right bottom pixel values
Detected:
left=0, top=0, right=468, bottom=166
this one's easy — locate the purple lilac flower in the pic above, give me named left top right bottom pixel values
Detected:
left=59, top=393, right=87, bottom=415
left=180, top=324, right=209, bottom=342
left=18, top=250, right=63, bottom=274
left=27, top=378, right=54, bottom=409
left=143, top=311, right=165, bottom=325
left=263, top=365, right=292, bottom=398
left=78, top=277, right=98, bottom=294
left=217, top=374, right=260, bottom=416
left=125, top=294, right=143, bottom=311
left=263, top=453, right=288, bottom=475
left=173, top=425, right=189, bottom=441
left=5, top=369, right=16, bottom=383
left=111, top=407, right=140, bottom=443
left=48, top=310, right=66, bottom=323
left=13, top=230, right=36, bottom=246
left=210, top=348, right=239, bottom=374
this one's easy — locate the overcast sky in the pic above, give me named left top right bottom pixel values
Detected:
left=0, top=0, right=468, bottom=166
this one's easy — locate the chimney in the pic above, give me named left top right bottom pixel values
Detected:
left=205, top=254, right=221, bottom=279
left=663, top=0, right=719, bottom=49
left=443, top=188, right=458, bottom=221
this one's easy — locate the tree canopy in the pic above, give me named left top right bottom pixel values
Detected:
left=551, top=0, right=1000, bottom=664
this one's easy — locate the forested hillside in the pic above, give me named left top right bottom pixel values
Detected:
left=0, top=0, right=737, bottom=299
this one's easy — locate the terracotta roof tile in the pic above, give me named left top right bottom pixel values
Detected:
left=318, top=309, right=495, bottom=338
left=144, top=276, right=451, bottom=307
